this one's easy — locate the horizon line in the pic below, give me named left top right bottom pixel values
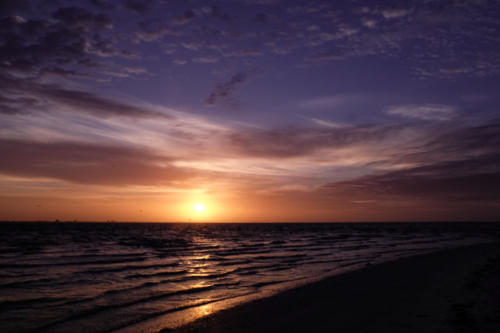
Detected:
left=1, top=220, right=499, bottom=224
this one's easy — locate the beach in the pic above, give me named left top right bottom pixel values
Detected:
left=175, top=241, right=500, bottom=333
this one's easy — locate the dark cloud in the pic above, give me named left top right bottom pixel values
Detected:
left=434, top=122, right=500, bottom=154
left=0, top=139, right=193, bottom=186
left=254, top=13, right=279, bottom=24
left=0, top=6, right=135, bottom=81
left=88, top=0, right=115, bottom=10
left=255, top=13, right=268, bottom=23
left=395, top=121, right=500, bottom=167
left=123, top=0, right=155, bottom=13
left=208, top=6, right=232, bottom=21
left=322, top=120, right=500, bottom=203
left=0, top=0, right=32, bottom=17
left=172, top=10, right=196, bottom=25
left=205, top=72, right=248, bottom=108
left=323, top=157, right=500, bottom=203
left=0, top=4, right=152, bottom=118
left=0, top=73, right=170, bottom=118
left=246, top=0, right=281, bottom=4
left=52, top=7, right=112, bottom=30
left=0, top=15, right=83, bottom=73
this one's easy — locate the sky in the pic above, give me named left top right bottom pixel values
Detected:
left=1, top=0, right=500, bottom=222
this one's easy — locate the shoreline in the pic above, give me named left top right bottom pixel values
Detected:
left=173, top=241, right=500, bottom=333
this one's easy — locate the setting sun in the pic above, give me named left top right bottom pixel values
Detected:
left=193, top=203, right=206, bottom=213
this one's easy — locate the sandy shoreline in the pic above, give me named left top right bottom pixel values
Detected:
left=173, top=242, right=500, bottom=333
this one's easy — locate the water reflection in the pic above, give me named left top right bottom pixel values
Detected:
left=192, top=300, right=216, bottom=318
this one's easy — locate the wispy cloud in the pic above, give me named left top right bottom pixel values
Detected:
left=381, top=8, right=412, bottom=19
left=299, top=94, right=366, bottom=109
left=193, top=56, right=219, bottom=64
left=130, top=26, right=180, bottom=43
left=310, top=118, right=347, bottom=129
left=386, top=104, right=457, bottom=121
left=173, top=59, right=188, bottom=65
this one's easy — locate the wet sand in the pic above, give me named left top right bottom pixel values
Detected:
left=174, top=242, right=500, bottom=333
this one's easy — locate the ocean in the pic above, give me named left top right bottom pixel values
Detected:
left=0, top=222, right=498, bottom=333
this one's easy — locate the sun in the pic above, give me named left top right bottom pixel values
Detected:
left=193, top=203, right=206, bottom=213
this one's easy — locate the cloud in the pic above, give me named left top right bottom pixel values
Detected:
left=207, top=6, right=231, bottom=21
left=130, top=26, right=180, bottom=43
left=123, top=0, right=155, bottom=13
left=310, top=49, right=349, bottom=61
left=172, top=10, right=196, bottom=25
left=224, top=49, right=262, bottom=57
left=299, top=94, right=365, bottom=109
left=413, top=121, right=500, bottom=163
left=181, top=42, right=203, bottom=51
left=52, top=7, right=113, bottom=30
left=308, top=26, right=405, bottom=62
left=0, top=6, right=137, bottom=81
left=0, top=0, right=32, bottom=16
left=415, top=63, right=500, bottom=79
left=381, top=8, right=412, bottom=19
left=323, top=156, right=500, bottom=203
left=0, top=139, right=194, bottom=186
left=88, top=0, right=115, bottom=10
left=254, top=12, right=279, bottom=24
left=322, top=120, right=500, bottom=204
left=386, top=104, right=457, bottom=121
left=193, top=56, right=219, bottom=64
left=310, top=118, right=346, bottom=129
left=36, top=86, right=168, bottom=118
left=361, top=18, right=377, bottom=28
left=0, top=94, right=41, bottom=115
left=246, top=0, right=280, bottom=4
left=296, top=1, right=500, bottom=79
left=287, top=4, right=330, bottom=15
left=0, top=73, right=170, bottom=118
left=226, top=125, right=402, bottom=158
left=205, top=72, right=248, bottom=107
left=3, top=0, right=497, bottom=85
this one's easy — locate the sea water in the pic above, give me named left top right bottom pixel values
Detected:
left=0, top=222, right=497, bottom=332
